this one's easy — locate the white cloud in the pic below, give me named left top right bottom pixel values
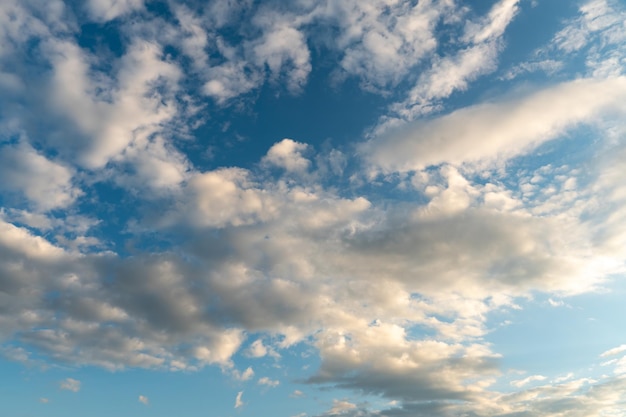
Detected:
left=44, top=38, right=182, bottom=171
left=380, top=0, right=520, bottom=125
left=365, top=77, right=626, bottom=173
left=232, top=366, right=255, bottom=381
left=463, top=0, right=520, bottom=44
left=262, top=139, right=311, bottom=173
left=138, top=394, right=149, bottom=405
left=547, top=298, right=565, bottom=307
left=258, top=376, right=279, bottom=387
left=249, top=21, right=311, bottom=94
left=553, top=0, right=625, bottom=53
left=549, top=0, right=626, bottom=78
left=235, top=391, right=244, bottom=408
left=184, top=168, right=276, bottom=228
left=328, top=400, right=357, bottom=415
left=511, top=374, right=547, bottom=388
left=0, top=142, right=79, bottom=211
left=59, top=378, right=81, bottom=392
left=501, top=59, right=563, bottom=80
left=291, top=390, right=305, bottom=398
left=601, top=345, right=626, bottom=358
left=247, top=339, right=268, bottom=358
left=39, top=397, right=49, bottom=403
left=86, top=0, right=144, bottom=22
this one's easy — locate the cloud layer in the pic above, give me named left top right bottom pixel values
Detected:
left=1, top=1, right=626, bottom=416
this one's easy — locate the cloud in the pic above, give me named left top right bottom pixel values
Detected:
left=328, top=400, right=357, bottom=414
left=2, top=3, right=626, bottom=416
left=547, top=298, right=566, bottom=307
left=246, top=339, right=269, bottom=358
left=45, top=39, right=182, bottom=171
left=553, top=0, right=625, bottom=53
left=59, top=378, right=81, bottom=392
left=249, top=19, right=311, bottom=94
left=86, top=0, right=144, bottom=22
left=39, top=397, right=49, bottom=403
left=316, top=0, right=452, bottom=90
left=246, top=339, right=280, bottom=359
left=0, top=141, right=79, bottom=211
left=379, top=0, right=520, bottom=125
left=258, top=377, right=280, bottom=387
left=138, top=394, right=149, bottom=405
left=501, top=59, right=563, bottom=80
left=601, top=345, right=626, bottom=358
left=262, top=139, right=311, bottom=173
left=365, top=77, right=626, bottom=173
left=548, top=0, right=626, bottom=78
left=465, top=0, right=520, bottom=43
left=290, top=390, right=305, bottom=398
left=235, top=391, right=244, bottom=408
left=511, top=374, right=547, bottom=388
left=232, top=366, right=255, bottom=382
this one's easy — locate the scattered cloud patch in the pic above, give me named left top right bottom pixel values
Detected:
left=258, top=377, right=280, bottom=387
left=235, top=391, right=244, bottom=408
left=59, top=378, right=81, bottom=392
left=511, top=374, right=547, bottom=388
left=290, top=390, right=305, bottom=398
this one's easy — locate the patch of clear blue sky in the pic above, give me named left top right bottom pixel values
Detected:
left=485, top=275, right=626, bottom=384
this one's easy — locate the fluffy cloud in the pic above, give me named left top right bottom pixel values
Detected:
left=262, top=139, right=311, bottom=173
left=0, top=142, right=79, bottom=211
left=249, top=19, right=311, bottom=93
left=138, top=394, right=149, bottom=405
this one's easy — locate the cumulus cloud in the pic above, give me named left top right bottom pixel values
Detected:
left=138, top=394, right=149, bottom=405
left=246, top=339, right=279, bottom=359
left=0, top=142, right=79, bottom=211
left=262, top=139, right=311, bottom=173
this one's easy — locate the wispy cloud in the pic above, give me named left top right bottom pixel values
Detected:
left=234, top=391, right=244, bottom=408
left=59, top=378, right=81, bottom=392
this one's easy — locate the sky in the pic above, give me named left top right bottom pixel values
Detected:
left=1, top=0, right=626, bottom=416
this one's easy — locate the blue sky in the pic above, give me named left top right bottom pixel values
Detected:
left=1, top=0, right=626, bottom=416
